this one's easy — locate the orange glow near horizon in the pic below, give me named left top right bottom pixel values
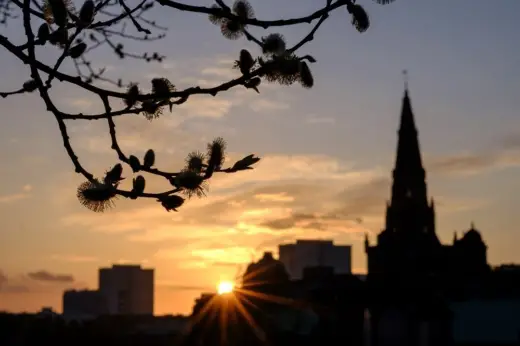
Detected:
left=217, top=281, right=234, bottom=295
left=184, top=266, right=297, bottom=344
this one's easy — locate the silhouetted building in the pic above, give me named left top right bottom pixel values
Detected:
left=364, top=87, right=489, bottom=285
left=62, top=289, right=108, bottom=318
left=99, top=264, right=154, bottom=315
left=185, top=85, right=520, bottom=346
left=279, top=240, right=352, bottom=280
left=243, top=251, right=290, bottom=289
left=190, top=254, right=365, bottom=346
left=363, top=87, right=494, bottom=346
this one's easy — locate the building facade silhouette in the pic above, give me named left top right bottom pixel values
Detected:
left=279, top=240, right=352, bottom=280
left=62, top=289, right=108, bottom=318
left=99, top=264, right=154, bottom=315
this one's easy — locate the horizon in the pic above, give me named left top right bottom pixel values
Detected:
left=1, top=0, right=519, bottom=315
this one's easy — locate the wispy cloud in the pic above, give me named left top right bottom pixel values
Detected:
left=0, top=193, right=27, bottom=204
left=254, top=192, right=295, bottom=203
left=0, top=269, right=81, bottom=296
left=305, top=114, right=336, bottom=125
left=50, top=254, right=98, bottom=263
left=143, top=61, right=177, bottom=80
left=427, top=149, right=520, bottom=176
left=434, top=196, right=489, bottom=213
left=66, top=98, right=96, bottom=113
left=0, top=185, right=33, bottom=204
left=155, top=243, right=254, bottom=271
left=424, top=132, right=520, bottom=176
left=249, top=98, right=289, bottom=113
left=177, top=96, right=233, bottom=118
left=159, top=283, right=213, bottom=291
left=0, top=271, right=30, bottom=293
left=27, top=270, right=74, bottom=283
left=200, top=67, right=240, bottom=80
left=0, top=271, right=6, bottom=286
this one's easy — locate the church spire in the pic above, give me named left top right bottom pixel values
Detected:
left=388, top=78, right=430, bottom=223
left=394, top=81, right=423, bottom=173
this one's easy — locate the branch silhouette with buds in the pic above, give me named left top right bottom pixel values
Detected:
left=0, top=0, right=396, bottom=212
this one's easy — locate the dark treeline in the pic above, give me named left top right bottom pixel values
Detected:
left=0, top=314, right=183, bottom=346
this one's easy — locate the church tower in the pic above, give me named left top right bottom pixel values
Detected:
left=385, top=87, right=438, bottom=244
left=364, top=82, right=490, bottom=346
left=366, top=85, right=439, bottom=277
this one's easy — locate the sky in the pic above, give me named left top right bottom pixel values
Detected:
left=0, top=0, right=519, bottom=315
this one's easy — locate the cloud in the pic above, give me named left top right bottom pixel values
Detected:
left=200, top=67, right=240, bottom=80
left=254, top=192, right=295, bottom=203
left=426, top=133, right=520, bottom=176
left=262, top=217, right=303, bottom=231
left=155, top=242, right=254, bottom=271
left=257, top=177, right=389, bottom=233
left=66, top=98, right=96, bottom=112
left=178, top=77, right=219, bottom=87
left=210, top=154, right=384, bottom=191
left=50, top=254, right=98, bottom=263
left=142, top=61, right=177, bottom=80
left=0, top=193, right=27, bottom=204
left=0, top=185, right=33, bottom=204
left=0, top=271, right=30, bottom=293
left=112, top=258, right=151, bottom=265
left=160, top=284, right=213, bottom=291
left=434, top=196, right=489, bottom=213
left=190, top=246, right=253, bottom=266
left=249, top=98, right=289, bottom=113
left=0, top=271, right=6, bottom=287
left=0, top=284, right=29, bottom=293
left=427, top=149, right=520, bottom=176
left=27, top=270, right=74, bottom=283
left=177, top=96, right=233, bottom=118
left=305, top=114, right=336, bottom=125
left=502, top=133, right=520, bottom=150
left=61, top=203, right=184, bottom=235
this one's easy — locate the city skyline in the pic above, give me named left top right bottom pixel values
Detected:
left=1, top=0, right=520, bottom=315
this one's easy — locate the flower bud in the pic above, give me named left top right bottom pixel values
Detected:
left=68, top=43, right=87, bottom=59
left=129, top=155, right=141, bottom=173
left=79, top=0, right=95, bottom=26
left=131, top=175, right=146, bottom=198
left=159, top=195, right=185, bottom=212
left=143, top=149, right=155, bottom=168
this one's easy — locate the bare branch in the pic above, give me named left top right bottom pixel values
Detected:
left=0, top=0, right=394, bottom=212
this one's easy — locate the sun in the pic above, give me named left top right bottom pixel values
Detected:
left=217, top=281, right=234, bottom=295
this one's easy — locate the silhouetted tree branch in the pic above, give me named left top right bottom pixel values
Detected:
left=0, top=0, right=395, bottom=213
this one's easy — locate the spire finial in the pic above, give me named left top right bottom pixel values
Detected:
left=402, top=69, right=409, bottom=92
left=471, top=221, right=475, bottom=230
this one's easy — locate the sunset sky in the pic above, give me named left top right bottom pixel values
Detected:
left=0, top=0, right=519, bottom=315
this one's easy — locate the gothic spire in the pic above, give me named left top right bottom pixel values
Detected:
left=390, top=81, right=428, bottom=209
left=394, top=87, right=423, bottom=172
